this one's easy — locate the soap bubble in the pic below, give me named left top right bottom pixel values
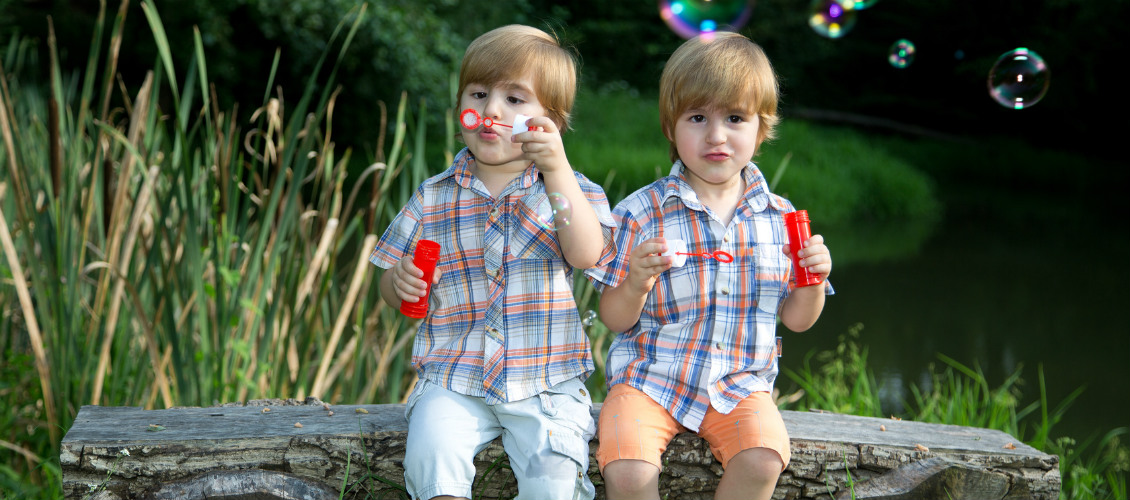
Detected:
left=888, top=39, right=916, bottom=68
left=808, top=0, right=857, bottom=39
left=535, top=192, right=572, bottom=231
left=582, top=310, right=598, bottom=327
left=460, top=109, right=480, bottom=129
left=988, top=48, right=1050, bottom=110
left=659, top=0, right=755, bottom=39
left=837, top=0, right=879, bottom=10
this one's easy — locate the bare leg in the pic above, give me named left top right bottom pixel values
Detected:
left=602, top=459, right=661, bottom=500
left=714, top=448, right=783, bottom=500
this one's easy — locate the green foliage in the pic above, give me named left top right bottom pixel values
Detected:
left=780, top=328, right=1130, bottom=500
left=0, top=0, right=538, bottom=152
left=526, top=0, right=679, bottom=89
left=783, top=323, right=883, bottom=417
left=0, top=2, right=437, bottom=496
left=760, top=121, right=941, bottom=226
left=1053, top=429, right=1130, bottom=500
left=564, top=85, right=669, bottom=203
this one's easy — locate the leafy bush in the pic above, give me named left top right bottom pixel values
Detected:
left=0, top=0, right=542, bottom=152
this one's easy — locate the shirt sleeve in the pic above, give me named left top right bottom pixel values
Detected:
left=585, top=203, right=645, bottom=291
left=576, top=171, right=619, bottom=272
left=369, top=187, right=425, bottom=270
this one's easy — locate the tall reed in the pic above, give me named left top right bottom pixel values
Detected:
left=1, top=1, right=441, bottom=495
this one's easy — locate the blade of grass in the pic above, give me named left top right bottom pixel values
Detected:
left=0, top=194, right=58, bottom=443
left=311, top=234, right=378, bottom=397
left=89, top=73, right=153, bottom=404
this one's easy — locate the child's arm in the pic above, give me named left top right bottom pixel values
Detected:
left=513, top=117, right=604, bottom=268
left=379, top=256, right=442, bottom=309
left=778, top=233, right=832, bottom=332
left=599, top=237, right=672, bottom=333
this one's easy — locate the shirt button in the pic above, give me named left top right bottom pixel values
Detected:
left=490, top=208, right=500, bottom=218
left=715, top=342, right=723, bottom=350
left=720, top=286, right=730, bottom=295
left=579, top=388, right=587, bottom=397
left=723, top=234, right=731, bottom=243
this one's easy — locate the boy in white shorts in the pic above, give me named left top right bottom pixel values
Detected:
left=370, top=25, right=616, bottom=500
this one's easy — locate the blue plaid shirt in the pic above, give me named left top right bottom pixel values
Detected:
left=587, top=161, right=833, bottom=431
left=371, top=148, right=616, bottom=404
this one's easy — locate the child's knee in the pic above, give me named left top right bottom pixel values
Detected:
left=601, top=459, right=660, bottom=495
left=727, top=447, right=784, bottom=481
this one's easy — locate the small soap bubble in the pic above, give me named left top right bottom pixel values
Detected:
left=535, top=192, right=573, bottom=231
left=808, top=0, right=857, bottom=39
left=659, top=0, right=755, bottom=39
left=888, top=39, right=916, bottom=68
left=987, top=48, right=1050, bottom=110
left=460, top=109, right=480, bottom=129
left=582, top=310, right=598, bottom=327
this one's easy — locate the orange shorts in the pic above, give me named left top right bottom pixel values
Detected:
left=595, top=384, right=790, bottom=472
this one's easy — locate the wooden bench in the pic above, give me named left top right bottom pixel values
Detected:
left=60, top=398, right=1059, bottom=499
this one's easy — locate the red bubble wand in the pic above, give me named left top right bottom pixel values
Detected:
left=663, top=239, right=734, bottom=267
left=676, top=250, right=734, bottom=263
left=460, top=109, right=532, bottom=134
left=460, top=109, right=510, bottom=129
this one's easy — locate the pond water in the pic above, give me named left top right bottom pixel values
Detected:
left=778, top=176, right=1130, bottom=442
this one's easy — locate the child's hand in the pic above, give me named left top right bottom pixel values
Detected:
left=626, top=237, right=674, bottom=294
left=511, top=116, right=569, bottom=174
left=390, top=256, right=442, bottom=304
left=783, top=234, right=832, bottom=280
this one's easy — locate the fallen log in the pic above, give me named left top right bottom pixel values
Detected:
left=60, top=399, right=1059, bottom=499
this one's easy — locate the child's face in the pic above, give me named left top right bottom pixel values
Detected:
left=672, top=105, right=761, bottom=190
left=459, top=75, right=546, bottom=172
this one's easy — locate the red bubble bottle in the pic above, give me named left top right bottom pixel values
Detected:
left=784, top=210, right=823, bottom=287
left=400, top=239, right=441, bottom=318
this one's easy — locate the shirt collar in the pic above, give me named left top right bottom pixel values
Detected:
left=663, top=160, right=788, bottom=213
left=429, top=148, right=540, bottom=195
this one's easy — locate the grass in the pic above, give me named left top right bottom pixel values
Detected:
left=779, top=326, right=1129, bottom=499
left=1, top=1, right=429, bottom=497
left=0, top=3, right=1126, bottom=499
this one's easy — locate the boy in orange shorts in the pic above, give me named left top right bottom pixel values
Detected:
left=586, top=32, right=834, bottom=500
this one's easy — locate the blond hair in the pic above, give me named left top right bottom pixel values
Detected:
left=458, top=25, right=578, bottom=131
left=659, top=32, right=780, bottom=162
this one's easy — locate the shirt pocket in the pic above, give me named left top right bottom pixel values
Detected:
left=754, top=243, right=791, bottom=315
left=510, top=194, right=565, bottom=260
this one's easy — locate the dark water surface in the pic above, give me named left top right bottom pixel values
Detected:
left=778, top=177, right=1130, bottom=442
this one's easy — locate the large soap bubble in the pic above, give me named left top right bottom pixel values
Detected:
left=659, top=0, right=755, bottom=39
left=988, top=48, right=1050, bottom=110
